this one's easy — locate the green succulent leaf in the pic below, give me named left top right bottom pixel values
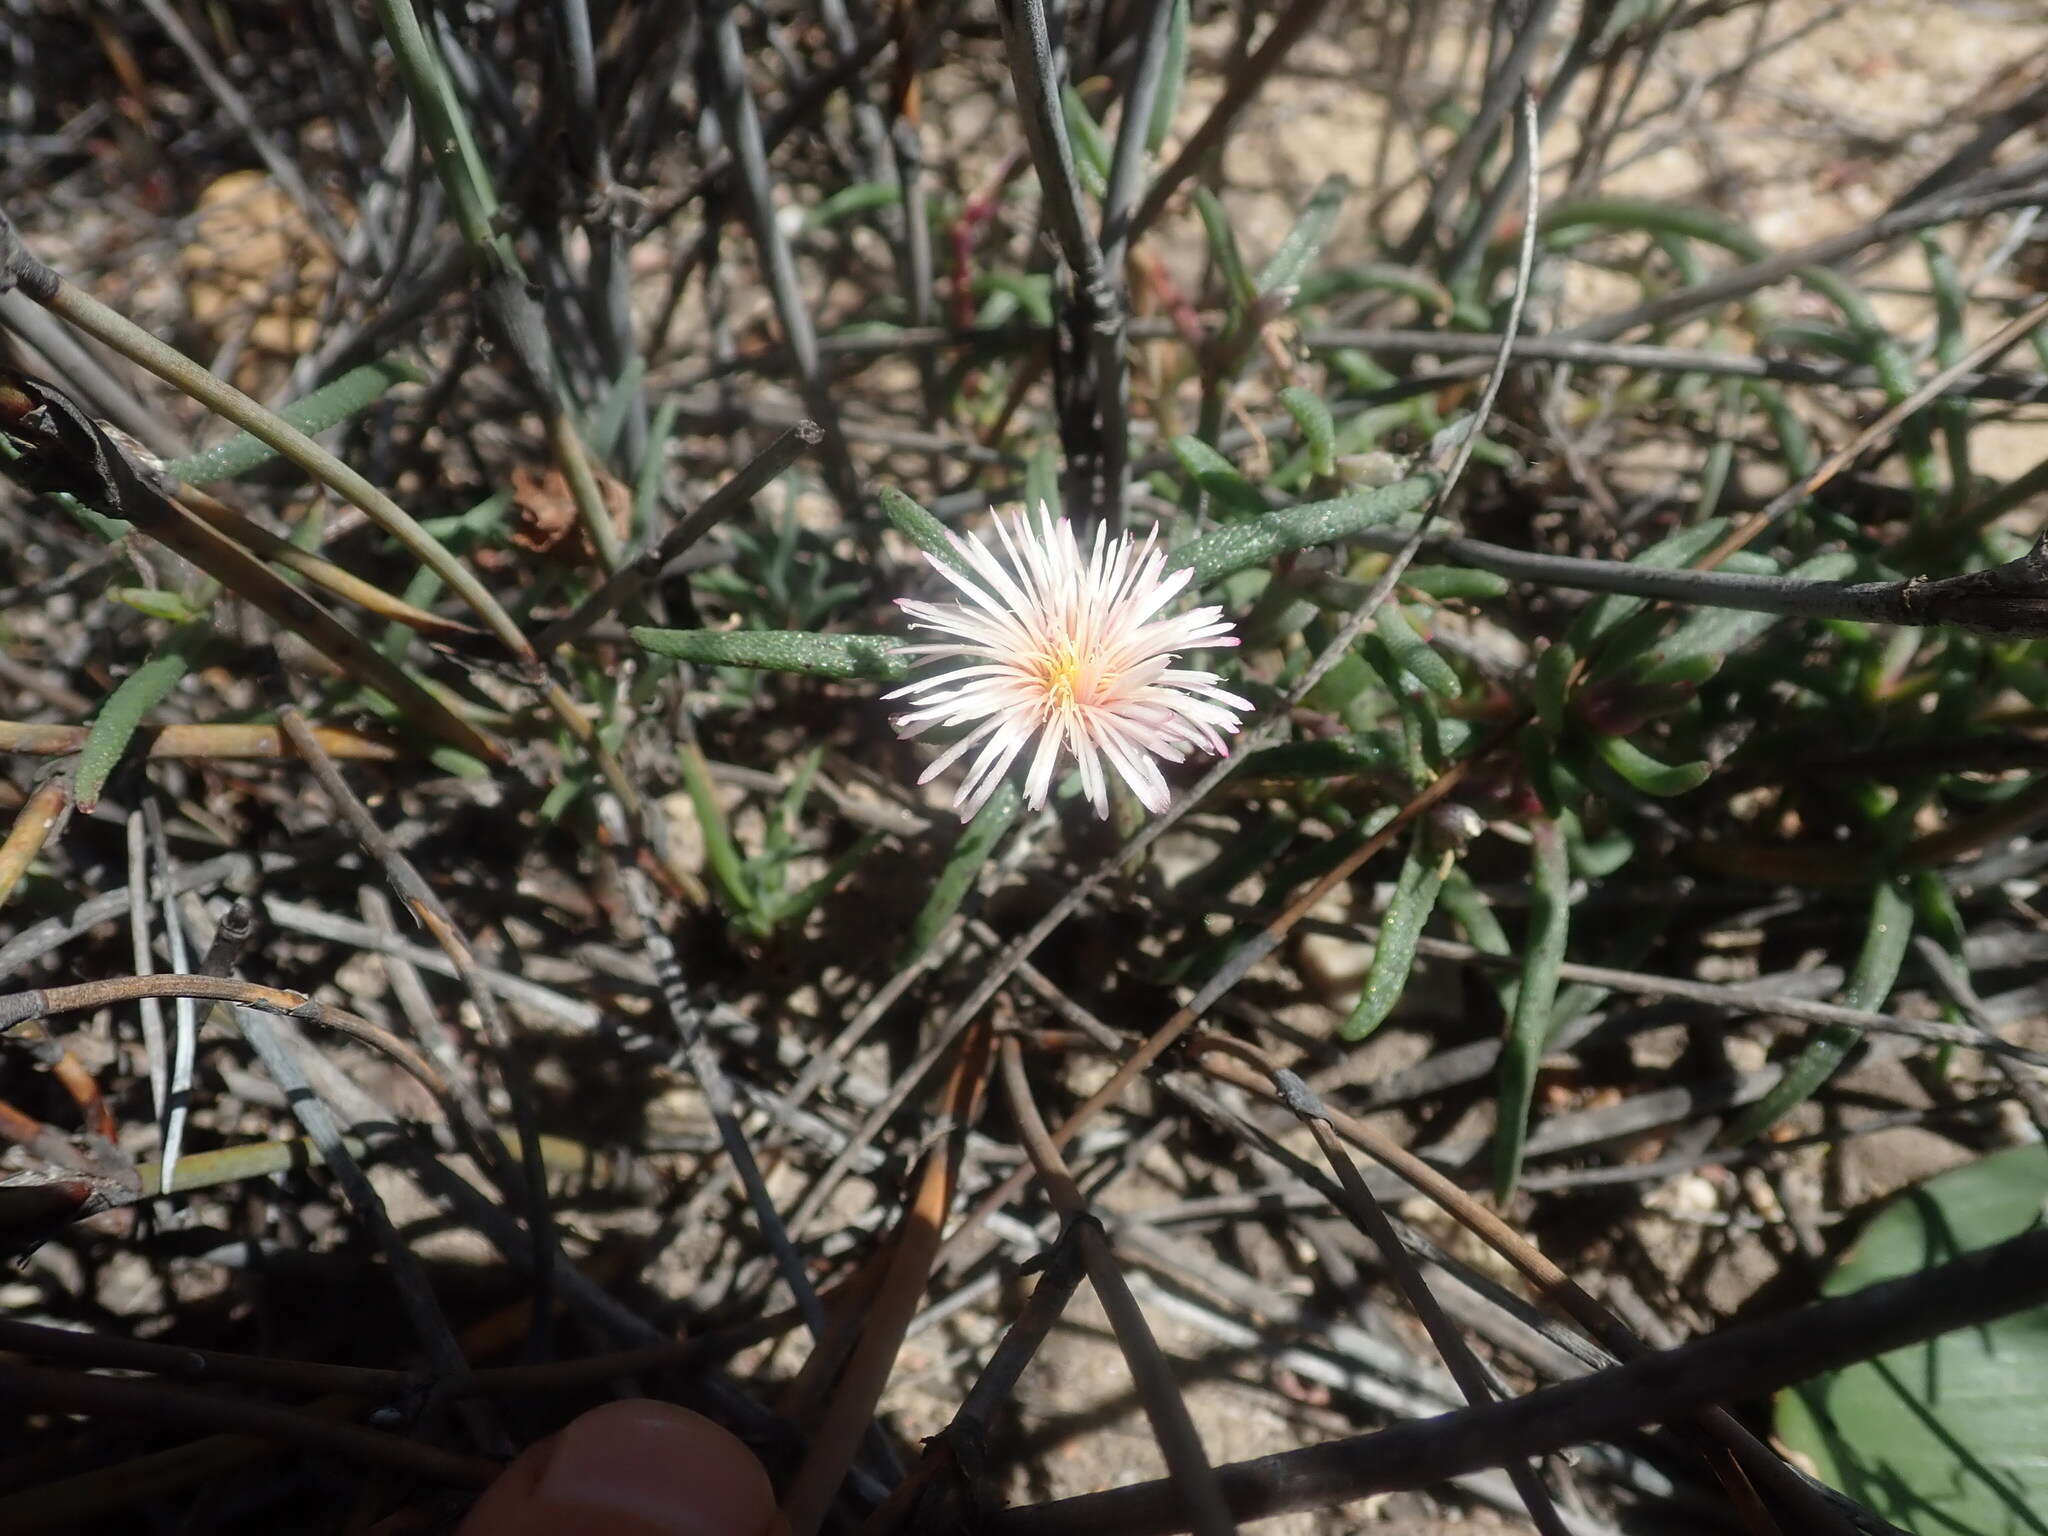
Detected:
left=632, top=628, right=907, bottom=682
left=1171, top=478, right=1437, bottom=588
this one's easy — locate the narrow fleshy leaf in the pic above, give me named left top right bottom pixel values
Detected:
left=1169, top=435, right=1267, bottom=516
left=75, top=620, right=212, bottom=812
left=1593, top=734, right=1711, bottom=797
left=1257, top=173, right=1349, bottom=304
left=1400, top=565, right=1509, bottom=601
left=1730, top=879, right=1913, bottom=1143
left=804, top=181, right=903, bottom=230
left=1374, top=603, right=1460, bottom=700
left=1565, top=519, right=1731, bottom=650
left=880, top=487, right=972, bottom=579
left=1494, top=820, right=1571, bottom=1200
left=1533, top=640, right=1577, bottom=735
left=677, top=742, right=756, bottom=916
left=1341, top=828, right=1447, bottom=1041
left=1024, top=442, right=1063, bottom=522
left=632, top=628, right=908, bottom=681
left=1171, top=478, right=1437, bottom=588
left=1193, top=188, right=1259, bottom=315
left=1059, top=86, right=1111, bottom=199
left=1279, top=386, right=1337, bottom=477
left=1145, top=0, right=1189, bottom=152
left=163, top=357, right=425, bottom=486
left=903, top=781, right=1022, bottom=964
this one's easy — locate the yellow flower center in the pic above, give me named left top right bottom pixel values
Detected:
left=1038, top=643, right=1083, bottom=714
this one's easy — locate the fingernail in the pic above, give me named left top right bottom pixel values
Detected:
left=532, top=1400, right=778, bottom=1536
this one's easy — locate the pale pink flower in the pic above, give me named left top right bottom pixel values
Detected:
left=887, top=506, right=1251, bottom=820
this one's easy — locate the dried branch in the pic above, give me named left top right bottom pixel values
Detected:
left=990, top=1223, right=2048, bottom=1536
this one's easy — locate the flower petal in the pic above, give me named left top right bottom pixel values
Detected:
left=889, top=502, right=1250, bottom=819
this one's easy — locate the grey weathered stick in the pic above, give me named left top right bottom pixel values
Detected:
left=357, top=885, right=473, bottom=1089
left=989, top=1223, right=2048, bottom=1536
left=1194, top=1038, right=1892, bottom=1536
left=278, top=707, right=561, bottom=1339
left=263, top=896, right=601, bottom=1033
left=123, top=813, right=169, bottom=1131
left=993, top=0, right=1130, bottom=524
left=194, top=899, right=258, bottom=979
left=1000, top=1039, right=1237, bottom=1536
left=0, top=849, right=307, bottom=981
left=1462, top=181, right=2048, bottom=392
left=1130, top=0, right=1333, bottom=238
left=1442, top=3, right=1599, bottom=285
left=1277, top=179, right=2048, bottom=423
left=536, top=419, right=821, bottom=652
left=143, top=960, right=497, bottom=1448
left=1396, top=0, right=1563, bottom=259
left=144, top=802, right=198, bottom=1202
left=701, top=0, right=865, bottom=519
left=0, top=1360, right=497, bottom=1486
left=728, top=320, right=2048, bottom=405
left=1303, top=327, right=2048, bottom=402
left=1283, top=1073, right=1569, bottom=1536
left=1913, top=935, right=2048, bottom=1140
left=546, top=0, right=642, bottom=464
left=601, top=796, right=827, bottom=1343
left=0, top=974, right=448, bottom=1102
left=1248, top=902, right=2048, bottom=1066
left=1100, top=0, right=1176, bottom=274
left=1329, top=520, right=2048, bottom=638
left=0, top=288, right=177, bottom=453
left=1121, top=1273, right=1616, bottom=1533
left=133, top=0, right=351, bottom=253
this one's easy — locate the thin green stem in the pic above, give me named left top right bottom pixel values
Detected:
left=40, top=280, right=532, bottom=660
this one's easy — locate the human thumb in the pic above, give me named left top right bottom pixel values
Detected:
left=459, top=1398, right=781, bottom=1536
